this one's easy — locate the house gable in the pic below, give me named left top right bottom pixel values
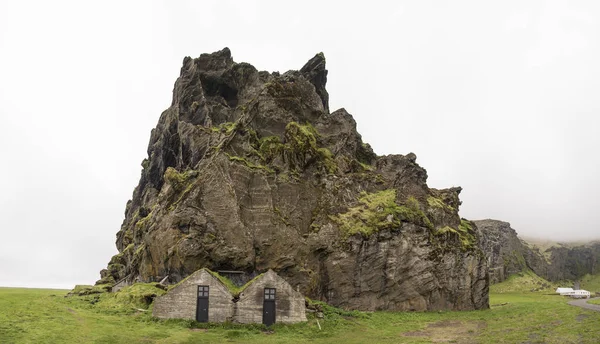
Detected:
left=152, top=268, right=234, bottom=322
left=235, top=269, right=306, bottom=324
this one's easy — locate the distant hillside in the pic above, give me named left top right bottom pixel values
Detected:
left=579, top=274, right=600, bottom=293
left=521, top=237, right=600, bottom=252
left=477, top=219, right=600, bottom=284
left=489, top=270, right=557, bottom=294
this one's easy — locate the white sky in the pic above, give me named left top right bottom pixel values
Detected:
left=1, top=0, right=599, bottom=289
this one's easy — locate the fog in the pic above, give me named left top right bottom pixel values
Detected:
left=1, top=0, right=598, bottom=288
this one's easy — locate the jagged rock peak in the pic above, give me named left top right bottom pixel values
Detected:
left=193, top=47, right=234, bottom=71
left=300, top=52, right=329, bottom=112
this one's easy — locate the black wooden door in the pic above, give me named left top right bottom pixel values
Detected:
left=263, top=288, right=276, bottom=326
left=196, top=285, right=209, bottom=322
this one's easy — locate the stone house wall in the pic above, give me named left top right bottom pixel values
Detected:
left=152, top=269, right=234, bottom=322
left=235, top=270, right=307, bottom=324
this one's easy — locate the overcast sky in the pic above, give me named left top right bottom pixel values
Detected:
left=1, top=0, right=599, bottom=289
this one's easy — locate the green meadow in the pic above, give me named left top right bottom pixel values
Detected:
left=1, top=273, right=599, bottom=344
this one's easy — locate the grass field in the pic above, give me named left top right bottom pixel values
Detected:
left=1, top=274, right=600, bottom=343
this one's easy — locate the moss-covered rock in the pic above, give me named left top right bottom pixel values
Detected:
left=433, top=219, right=476, bottom=250
left=281, top=122, right=337, bottom=174
left=99, top=283, right=167, bottom=310
left=225, top=153, right=274, bottom=173
left=398, top=196, right=434, bottom=230
left=164, top=167, right=198, bottom=190
left=67, top=284, right=111, bottom=296
left=97, top=48, right=489, bottom=312
left=332, top=189, right=402, bottom=237
left=332, top=190, right=435, bottom=237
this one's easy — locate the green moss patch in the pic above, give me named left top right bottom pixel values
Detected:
left=209, top=122, right=238, bottom=134
left=95, top=275, right=116, bottom=286
left=457, top=219, right=477, bottom=249
left=398, top=196, right=434, bottom=230
left=284, top=122, right=318, bottom=153
left=247, top=122, right=337, bottom=175
left=108, top=252, right=124, bottom=265
left=163, top=167, right=198, bottom=189
left=332, top=189, right=401, bottom=237
left=96, top=283, right=167, bottom=311
left=122, top=243, right=135, bottom=254
left=206, top=269, right=264, bottom=297
left=134, top=243, right=146, bottom=258
left=225, top=153, right=275, bottom=173
left=257, top=135, right=283, bottom=163
left=135, top=212, right=153, bottom=229
left=332, top=190, right=433, bottom=237
left=316, top=147, right=336, bottom=174
left=434, top=219, right=476, bottom=250
left=427, top=196, right=455, bottom=211
left=282, top=122, right=337, bottom=174
left=221, top=122, right=238, bottom=134
left=68, top=284, right=111, bottom=296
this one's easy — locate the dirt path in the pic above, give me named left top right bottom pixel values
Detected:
left=402, top=320, right=484, bottom=343
left=568, top=297, right=600, bottom=312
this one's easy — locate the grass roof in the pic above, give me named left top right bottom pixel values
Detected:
left=168, top=268, right=264, bottom=297
left=206, top=269, right=264, bottom=297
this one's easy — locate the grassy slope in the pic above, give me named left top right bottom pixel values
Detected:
left=579, top=274, right=600, bottom=293
left=489, top=269, right=559, bottom=293
left=2, top=276, right=600, bottom=344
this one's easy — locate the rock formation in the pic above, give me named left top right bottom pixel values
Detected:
left=539, top=241, right=600, bottom=281
left=476, top=219, right=600, bottom=283
left=476, top=220, right=547, bottom=283
left=98, top=48, right=489, bottom=311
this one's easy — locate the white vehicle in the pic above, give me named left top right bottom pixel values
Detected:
left=569, top=290, right=591, bottom=299
left=555, top=287, right=573, bottom=296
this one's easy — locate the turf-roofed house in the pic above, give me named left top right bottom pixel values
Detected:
left=152, top=268, right=306, bottom=325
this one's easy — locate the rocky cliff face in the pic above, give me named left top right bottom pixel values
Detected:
left=475, top=220, right=547, bottom=283
left=542, top=242, right=600, bottom=281
left=476, top=219, right=600, bottom=283
left=98, top=48, right=489, bottom=311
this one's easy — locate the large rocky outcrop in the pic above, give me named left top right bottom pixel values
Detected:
left=476, top=219, right=600, bottom=283
left=98, top=48, right=489, bottom=311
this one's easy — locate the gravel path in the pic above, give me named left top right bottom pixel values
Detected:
left=568, top=297, right=600, bottom=312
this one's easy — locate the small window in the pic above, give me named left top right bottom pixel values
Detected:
left=264, top=288, right=276, bottom=300
left=198, top=285, right=209, bottom=297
